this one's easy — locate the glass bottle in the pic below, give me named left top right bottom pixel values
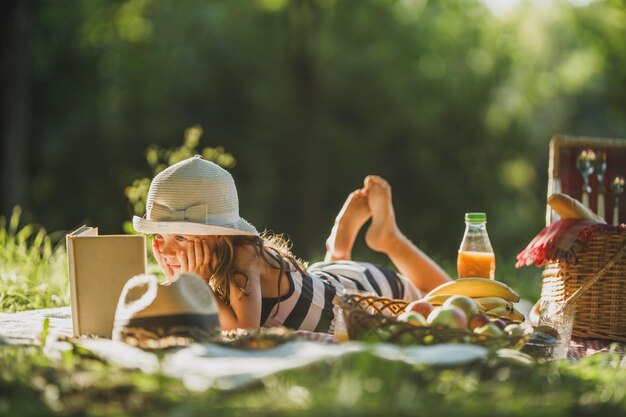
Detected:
left=457, top=212, right=496, bottom=279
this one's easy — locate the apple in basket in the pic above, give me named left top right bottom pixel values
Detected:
left=468, top=313, right=491, bottom=330
left=504, top=323, right=525, bottom=337
left=490, top=318, right=508, bottom=331
left=474, top=322, right=504, bottom=338
left=443, top=295, right=480, bottom=319
left=427, top=306, right=468, bottom=330
left=397, top=311, right=427, bottom=327
left=405, top=300, right=435, bottom=318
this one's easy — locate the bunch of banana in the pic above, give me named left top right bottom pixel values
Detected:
left=483, top=304, right=525, bottom=322
left=425, top=278, right=520, bottom=302
left=423, top=278, right=524, bottom=322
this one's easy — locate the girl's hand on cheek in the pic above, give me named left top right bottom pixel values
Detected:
left=152, top=239, right=174, bottom=279
left=178, top=238, right=212, bottom=281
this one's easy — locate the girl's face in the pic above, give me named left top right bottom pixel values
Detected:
left=152, top=234, right=217, bottom=275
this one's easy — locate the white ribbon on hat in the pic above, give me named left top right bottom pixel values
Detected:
left=149, top=202, right=239, bottom=226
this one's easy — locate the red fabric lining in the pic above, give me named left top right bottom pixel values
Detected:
left=515, top=220, right=625, bottom=268
left=568, top=337, right=625, bottom=360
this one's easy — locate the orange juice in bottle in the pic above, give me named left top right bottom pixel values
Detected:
left=457, top=212, right=496, bottom=279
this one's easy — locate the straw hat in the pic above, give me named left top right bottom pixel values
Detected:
left=112, top=273, right=221, bottom=348
left=133, top=155, right=258, bottom=236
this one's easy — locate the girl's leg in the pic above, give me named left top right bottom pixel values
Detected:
left=324, top=189, right=371, bottom=261
left=364, top=176, right=451, bottom=294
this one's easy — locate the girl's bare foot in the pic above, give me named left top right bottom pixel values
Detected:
left=325, top=189, right=371, bottom=261
left=364, top=176, right=402, bottom=253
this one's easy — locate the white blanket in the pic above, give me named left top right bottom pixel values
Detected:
left=0, top=306, right=73, bottom=345
left=0, top=307, right=488, bottom=390
left=163, top=342, right=488, bottom=390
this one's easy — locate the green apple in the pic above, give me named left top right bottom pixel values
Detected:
left=397, top=311, right=427, bottom=327
left=443, top=295, right=480, bottom=319
left=474, top=322, right=504, bottom=338
left=427, top=306, right=468, bottom=329
left=504, top=323, right=524, bottom=337
left=405, top=311, right=427, bottom=327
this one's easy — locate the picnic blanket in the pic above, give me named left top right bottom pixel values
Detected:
left=0, top=307, right=487, bottom=390
left=1, top=307, right=623, bottom=382
left=0, top=307, right=337, bottom=346
left=0, top=306, right=73, bottom=344
left=569, top=337, right=625, bottom=360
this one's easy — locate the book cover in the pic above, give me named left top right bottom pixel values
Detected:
left=66, top=226, right=147, bottom=337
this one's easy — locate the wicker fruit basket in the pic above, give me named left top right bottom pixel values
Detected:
left=541, top=227, right=626, bottom=342
left=334, top=291, right=527, bottom=349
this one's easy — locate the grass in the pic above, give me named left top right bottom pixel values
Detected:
left=2, top=341, right=626, bottom=417
left=2, top=210, right=626, bottom=416
left=0, top=208, right=68, bottom=313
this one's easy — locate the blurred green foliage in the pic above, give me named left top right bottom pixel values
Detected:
left=2, top=340, right=626, bottom=416
left=22, top=0, right=626, bottom=299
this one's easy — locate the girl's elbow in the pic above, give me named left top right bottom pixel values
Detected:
left=217, top=312, right=260, bottom=331
left=236, top=318, right=261, bottom=330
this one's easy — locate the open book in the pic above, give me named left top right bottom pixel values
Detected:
left=66, top=226, right=147, bottom=338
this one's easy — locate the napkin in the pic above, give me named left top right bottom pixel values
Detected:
left=515, top=219, right=604, bottom=268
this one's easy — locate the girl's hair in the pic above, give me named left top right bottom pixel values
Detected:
left=209, top=232, right=307, bottom=309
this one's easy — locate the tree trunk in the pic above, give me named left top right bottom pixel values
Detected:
left=0, top=0, right=32, bottom=219
left=288, top=0, right=326, bottom=255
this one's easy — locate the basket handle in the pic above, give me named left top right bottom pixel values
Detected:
left=561, top=238, right=626, bottom=312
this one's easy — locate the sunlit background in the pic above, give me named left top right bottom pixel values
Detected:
left=2, top=0, right=625, bottom=297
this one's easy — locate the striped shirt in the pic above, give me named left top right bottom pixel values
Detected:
left=260, top=261, right=421, bottom=333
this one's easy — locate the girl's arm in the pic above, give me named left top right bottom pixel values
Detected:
left=216, top=243, right=263, bottom=330
left=223, top=272, right=262, bottom=330
left=226, top=243, right=264, bottom=330
left=213, top=295, right=250, bottom=330
left=177, top=238, right=263, bottom=330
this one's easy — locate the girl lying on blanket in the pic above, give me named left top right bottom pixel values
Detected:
left=133, top=156, right=451, bottom=333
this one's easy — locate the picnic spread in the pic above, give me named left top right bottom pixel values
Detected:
left=3, top=197, right=626, bottom=374
left=3, top=139, right=626, bottom=392
left=3, top=217, right=626, bottom=382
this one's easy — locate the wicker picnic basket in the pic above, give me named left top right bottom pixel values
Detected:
left=540, top=227, right=626, bottom=342
left=334, top=291, right=526, bottom=349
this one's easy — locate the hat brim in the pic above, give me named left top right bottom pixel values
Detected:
left=132, top=216, right=258, bottom=236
